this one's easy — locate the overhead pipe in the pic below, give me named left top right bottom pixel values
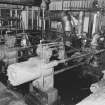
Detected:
left=0, top=0, right=41, bottom=6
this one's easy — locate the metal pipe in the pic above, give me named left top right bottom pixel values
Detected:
left=0, top=0, right=39, bottom=6
left=40, top=42, right=63, bottom=46
left=57, top=52, right=91, bottom=64
left=54, top=62, right=86, bottom=75
left=54, top=49, right=105, bottom=75
left=55, top=49, right=105, bottom=64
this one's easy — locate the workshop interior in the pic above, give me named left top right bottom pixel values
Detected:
left=1, top=0, right=105, bottom=105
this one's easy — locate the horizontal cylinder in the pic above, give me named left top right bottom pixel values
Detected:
left=7, top=61, right=42, bottom=86
left=0, top=0, right=41, bottom=6
left=7, top=58, right=57, bottom=86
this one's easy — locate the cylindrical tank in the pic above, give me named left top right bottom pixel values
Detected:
left=7, top=61, right=42, bottom=86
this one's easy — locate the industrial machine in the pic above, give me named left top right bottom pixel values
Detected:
left=0, top=0, right=105, bottom=105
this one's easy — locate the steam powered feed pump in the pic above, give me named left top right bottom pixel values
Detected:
left=7, top=43, right=59, bottom=105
